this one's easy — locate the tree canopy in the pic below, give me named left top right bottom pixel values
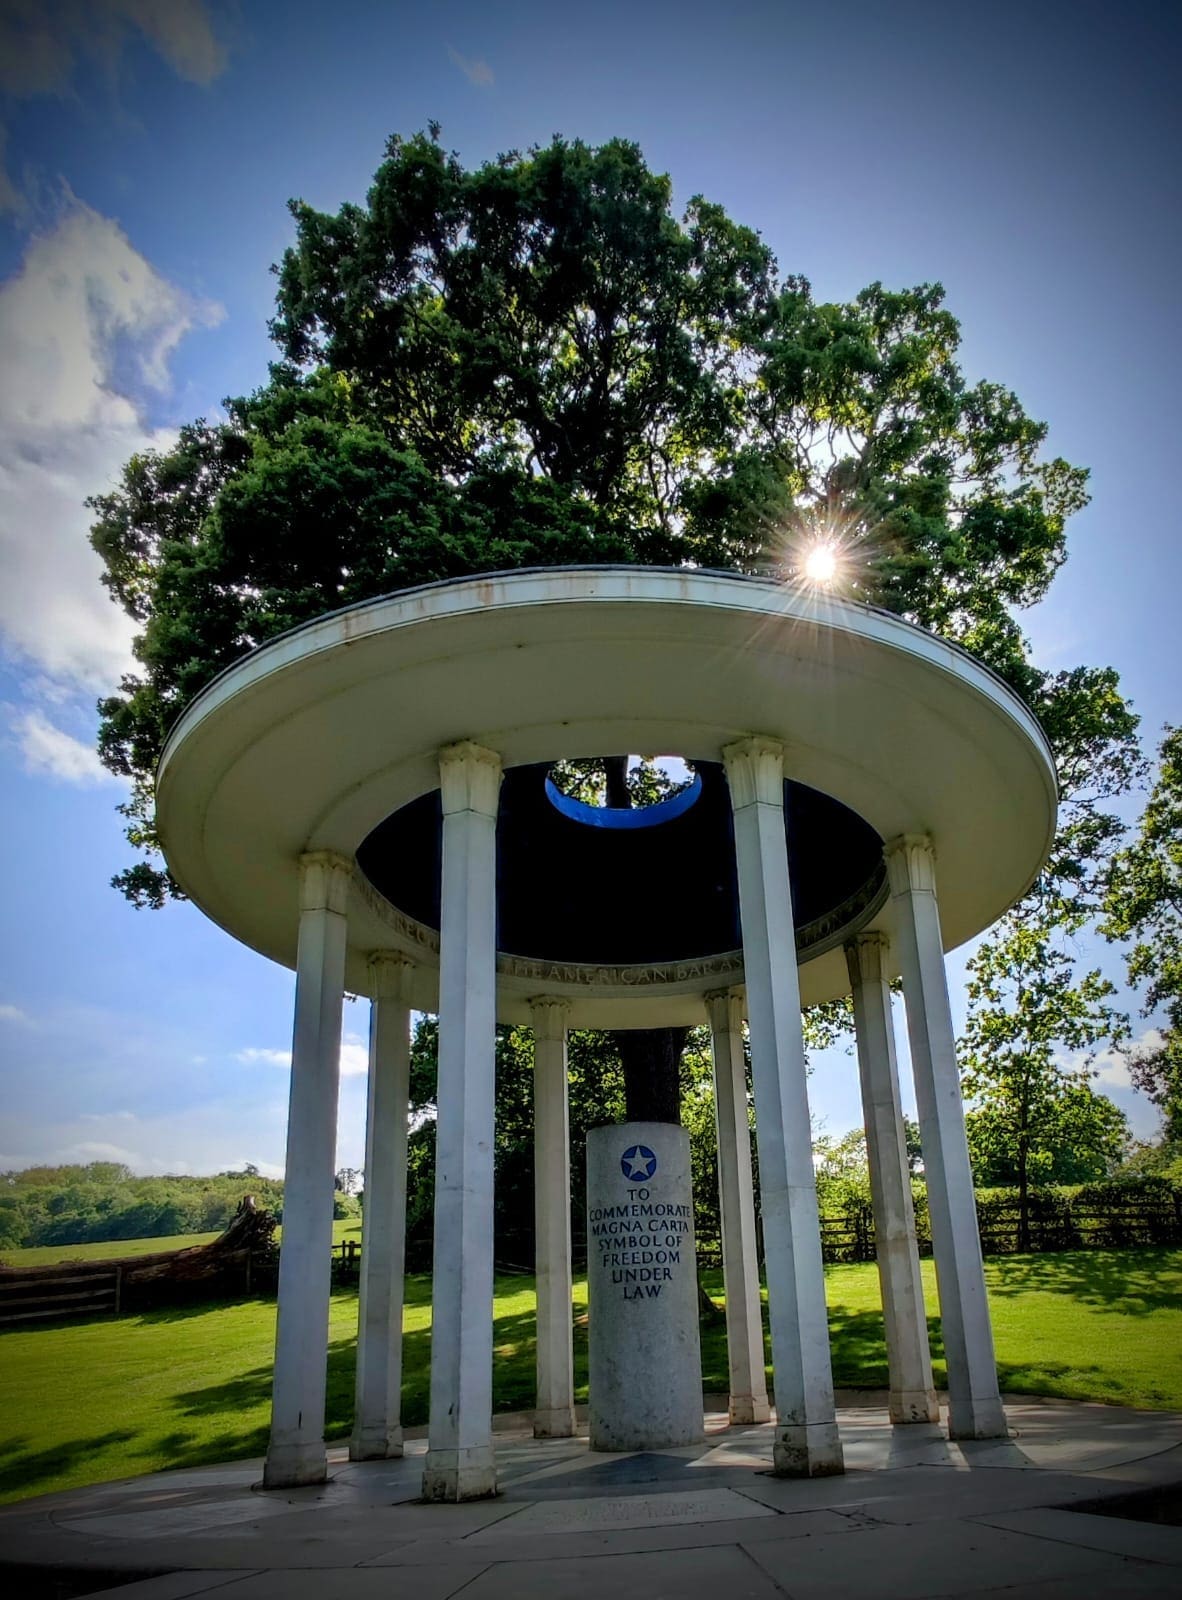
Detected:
left=960, top=910, right=1131, bottom=1247
left=1103, top=726, right=1182, bottom=1141
left=89, top=129, right=1138, bottom=917
left=0, top=1164, right=284, bottom=1253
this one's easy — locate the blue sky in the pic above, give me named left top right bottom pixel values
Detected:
left=0, top=0, right=1178, bottom=1178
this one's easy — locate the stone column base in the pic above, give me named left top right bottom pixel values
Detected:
left=422, top=1445, right=498, bottom=1501
left=729, top=1395, right=772, bottom=1425
left=348, top=1424, right=404, bottom=1461
left=948, top=1396, right=1009, bottom=1440
left=772, top=1421, right=845, bottom=1477
left=533, top=1406, right=577, bottom=1439
left=889, top=1389, right=941, bottom=1425
left=261, top=1440, right=328, bottom=1489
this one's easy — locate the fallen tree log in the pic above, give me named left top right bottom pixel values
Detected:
left=0, top=1195, right=279, bottom=1321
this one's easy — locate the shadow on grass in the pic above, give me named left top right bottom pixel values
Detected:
left=0, top=1431, right=137, bottom=1502
left=825, top=1307, right=902, bottom=1389
left=148, top=1293, right=549, bottom=1479
left=14, top=1253, right=1174, bottom=1503
left=985, top=1249, right=1180, bottom=1316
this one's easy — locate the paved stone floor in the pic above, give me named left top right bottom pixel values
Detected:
left=2, top=1395, right=1180, bottom=1598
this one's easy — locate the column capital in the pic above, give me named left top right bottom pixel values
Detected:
left=367, top=952, right=414, bottom=1000
left=703, top=987, right=745, bottom=1032
left=703, top=984, right=744, bottom=1007
left=722, top=736, right=786, bottom=808
left=885, top=833, right=937, bottom=896
left=298, top=851, right=352, bottom=915
left=528, top=996, right=571, bottom=1041
left=844, top=930, right=890, bottom=988
left=438, top=741, right=503, bottom=817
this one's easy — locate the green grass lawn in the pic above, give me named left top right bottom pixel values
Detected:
left=0, top=1248, right=1178, bottom=1506
left=1, top=1233, right=222, bottom=1268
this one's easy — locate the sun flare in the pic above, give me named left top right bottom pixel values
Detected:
left=803, top=543, right=838, bottom=583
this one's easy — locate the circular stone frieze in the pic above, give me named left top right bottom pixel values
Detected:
left=155, top=566, right=1057, bottom=1026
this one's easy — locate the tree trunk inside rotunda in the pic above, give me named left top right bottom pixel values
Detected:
left=602, top=755, right=688, bottom=1124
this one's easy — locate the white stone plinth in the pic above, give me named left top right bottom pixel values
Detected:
left=586, top=1122, right=704, bottom=1452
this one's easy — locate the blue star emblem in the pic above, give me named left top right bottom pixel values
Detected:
left=621, top=1144, right=658, bottom=1181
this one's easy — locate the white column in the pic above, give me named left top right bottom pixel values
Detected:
left=705, top=987, right=770, bottom=1425
left=723, top=738, right=843, bottom=1477
left=350, top=954, right=413, bottom=1460
left=887, top=835, right=1007, bottom=1440
left=530, top=997, right=576, bottom=1439
left=423, top=741, right=503, bottom=1501
left=264, top=850, right=351, bottom=1488
left=844, top=933, right=939, bottom=1424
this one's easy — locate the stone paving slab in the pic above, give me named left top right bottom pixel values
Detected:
left=58, top=1494, right=296, bottom=1540
left=209, top=1564, right=494, bottom=1599
left=2, top=1397, right=1180, bottom=1598
left=448, top=1543, right=785, bottom=1599
left=973, top=1506, right=1182, bottom=1566
left=80, top=1573, right=260, bottom=1599
left=744, top=1516, right=1139, bottom=1600
left=948, top=1570, right=1181, bottom=1600
left=465, top=1484, right=773, bottom=1538
left=181, top=1494, right=524, bottom=1545
left=359, top=1507, right=858, bottom=1568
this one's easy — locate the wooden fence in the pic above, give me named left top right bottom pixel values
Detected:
left=0, top=1248, right=262, bottom=1328
left=0, top=1260, right=124, bottom=1327
left=5, top=1185, right=1179, bottom=1326
left=694, top=1185, right=1182, bottom=1268
left=0, top=1198, right=273, bottom=1327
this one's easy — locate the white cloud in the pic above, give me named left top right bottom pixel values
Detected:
left=447, top=45, right=494, bottom=86
left=9, top=707, right=120, bottom=785
left=0, top=1003, right=31, bottom=1024
left=340, top=1033, right=369, bottom=1077
left=65, top=1139, right=140, bottom=1163
left=0, top=199, right=221, bottom=694
left=0, top=1109, right=287, bottom=1180
left=1092, top=1028, right=1166, bottom=1091
left=117, top=0, right=226, bottom=84
left=237, top=1029, right=369, bottom=1078
left=236, top=1047, right=292, bottom=1068
left=0, top=0, right=226, bottom=99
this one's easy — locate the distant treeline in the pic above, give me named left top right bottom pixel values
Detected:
left=0, top=1163, right=286, bottom=1251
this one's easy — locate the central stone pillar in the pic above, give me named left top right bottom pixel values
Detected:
left=422, top=741, right=503, bottom=1502
left=586, top=1121, right=703, bottom=1450
left=724, top=737, right=844, bottom=1477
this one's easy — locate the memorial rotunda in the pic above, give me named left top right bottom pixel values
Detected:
left=155, top=566, right=1057, bottom=1500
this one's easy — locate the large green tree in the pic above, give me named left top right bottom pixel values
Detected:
left=91, top=129, right=1140, bottom=1118
left=960, top=911, right=1131, bottom=1248
left=1102, top=726, right=1182, bottom=1141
